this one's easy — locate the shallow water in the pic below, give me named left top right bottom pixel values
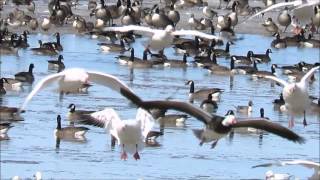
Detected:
left=1, top=33, right=319, bottom=179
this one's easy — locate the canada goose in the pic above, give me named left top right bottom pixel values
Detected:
left=103, top=25, right=220, bottom=51
left=41, top=18, right=51, bottom=31
left=0, top=106, right=24, bottom=121
left=0, top=122, right=13, bottom=134
left=185, top=80, right=223, bottom=102
left=262, top=18, right=279, bottom=34
left=42, top=32, right=63, bottom=51
left=94, top=0, right=111, bottom=24
left=163, top=53, right=190, bottom=68
left=0, top=78, right=8, bottom=95
left=277, top=7, right=291, bottom=32
left=79, top=108, right=156, bottom=160
left=30, top=40, right=58, bottom=55
left=213, top=41, right=232, bottom=57
left=200, top=93, right=218, bottom=113
left=253, top=160, right=319, bottom=180
left=263, top=0, right=275, bottom=7
left=73, top=16, right=87, bottom=33
left=108, top=0, right=125, bottom=21
left=230, top=56, right=258, bottom=74
left=14, top=63, right=34, bottom=83
left=299, top=34, right=320, bottom=48
left=1, top=77, right=23, bottom=91
left=273, top=93, right=285, bottom=106
left=263, top=66, right=320, bottom=126
left=174, top=36, right=201, bottom=55
left=271, top=33, right=287, bottom=48
left=118, top=48, right=161, bottom=68
left=312, top=5, right=320, bottom=33
left=188, top=13, right=201, bottom=30
left=150, top=108, right=188, bottom=126
left=236, top=100, right=253, bottom=114
left=121, top=8, right=139, bottom=25
left=98, top=38, right=126, bottom=53
left=152, top=6, right=173, bottom=29
left=120, top=91, right=305, bottom=146
left=48, top=55, right=65, bottom=72
left=251, top=48, right=272, bottom=63
left=252, top=64, right=277, bottom=78
left=227, top=1, right=238, bottom=29
left=231, top=51, right=254, bottom=65
left=200, top=18, right=212, bottom=29
left=55, top=115, right=89, bottom=139
left=167, top=3, right=180, bottom=27
left=67, top=103, right=96, bottom=123
left=20, top=68, right=135, bottom=111
left=203, top=63, right=231, bottom=75
left=286, top=68, right=316, bottom=83
left=194, top=49, right=217, bottom=67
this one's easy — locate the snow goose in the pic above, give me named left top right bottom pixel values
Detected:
left=253, top=160, right=319, bottom=180
left=19, top=68, right=135, bottom=111
left=79, top=108, right=155, bottom=160
left=120, top=90, right=305, bottom=148
left=263, top=66, right=320, bottom=126
left=243, top=0, right=319, bottom=24
left=103, top=25, right=220, bottom=51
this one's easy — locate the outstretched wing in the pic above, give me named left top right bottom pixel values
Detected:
left=173, top=29, right=221, bottom=40
left=87, top=71, right=133, bottom=93
left=241, top=1, right=300, bottom=24
left=135, top=108, right=155, bottom=138
left=20, top=72, right=64, bottom=111
left=232, top=119, right=305, bottom=143
left=263, top=75, right=289, bottom=87
left=300, top=66, right=320, bottom=84
left=80, top=108, right=124, bottom=142
left=103, top=25, right=158, bottom=36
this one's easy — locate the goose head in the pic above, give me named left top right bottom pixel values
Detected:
left=222, top=110, right=236, bottom=126
left=68, top=103, right=76, bottom=112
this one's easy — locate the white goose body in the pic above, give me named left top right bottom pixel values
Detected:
left=83, top=108, right=155, bottom=159
left=264, top=66, right=319, bottom=115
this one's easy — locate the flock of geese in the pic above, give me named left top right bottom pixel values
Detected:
left=1, top=0, right=320, bottom=179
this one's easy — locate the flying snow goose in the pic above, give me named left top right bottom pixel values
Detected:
left=79, top=108, right=155, bottom=160
left=103, top=25, right=221, bottom=50
left=243, top=0, right=320, bottom=24
left=263, top=66, right=319, bottom=126
left=119, top=89, right=305, bottom=148
left=253, top=160, right=319, bottom=180
left=19, top=68, right=134, bottom=111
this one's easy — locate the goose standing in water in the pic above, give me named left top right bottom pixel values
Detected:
left=55, top=115, right=89, bottom=140
left=251, top=49, right=272, bottom=63
left=119, top=90, right=305, bottom=149
left=185, top=80, right=224, bottom=102
left=79, top=108, right=156, bottom=160
left=263, top=66, right=320, bottom=127
left=14, top=63, right=34, bottom=84
left=19, top=68, right=135, bottom=111
left=103, top=25, right=220, bottom=51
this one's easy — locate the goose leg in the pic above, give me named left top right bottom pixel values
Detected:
left=133, top=144, right=140, bottom=160
left=121, top=144, right=128, bottom=160
left=303, top=110, right=307, bottom=127
left=218, top=0, right=221, bottom=9
left=283, top=25, right=288, bottom=33
left=210, top=140, right=218, bottom=149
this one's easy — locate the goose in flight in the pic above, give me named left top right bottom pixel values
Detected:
left=119, top=88, right=305, bottom=149
left=243, top=0, right=319, bottom=24
left=253, top=160, right=319, bottom=180
left=262, top=66, right=319, bottom=127
left=79, top=108, right=155, bottom=160
left=19, top=68, right=134, bottom=111
left=103, top=25, right=221, bottom=51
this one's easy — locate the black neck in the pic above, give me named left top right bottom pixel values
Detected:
left=225, top=43, right=230, bottom=52
left=143, top=50, right=148, bottom=61
left=189, top=81, right=194, bottom=93
left=260, top=109, right=264, bottom=118
left=56, top=33, right=60, bottom=45
left=230, top=58, right=234, bottom=69
left=183, top=53, right=187, bottom=63
left=130, top=49, right=135, bottom=61
left=57, top=117, right=61, bottom=130
left=271, top=65, right=275, bottom=73
left=28, top=65, right=33, bottom=73
left=211, top=53, right=217, bottom=64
